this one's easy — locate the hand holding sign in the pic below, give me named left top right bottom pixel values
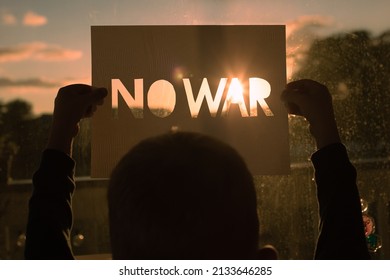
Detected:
left=47, top=84, right=107, bottom=155
left=281, top=79, right=341, bottom=149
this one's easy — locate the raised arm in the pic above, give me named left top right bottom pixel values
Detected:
left=282, top=79, right=370, bottom=259
left=25, top=85, right=107, bottom=259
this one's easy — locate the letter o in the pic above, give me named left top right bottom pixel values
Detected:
left=147, top=79, right=176, bottom=118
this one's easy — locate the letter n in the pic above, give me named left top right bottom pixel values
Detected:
left=111, top=78, right=144, bottom=118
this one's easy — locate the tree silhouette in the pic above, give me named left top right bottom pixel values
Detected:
left=292, top=30, right=390, bottom=159
left=0, top=99, right=52, bottom=181
left=0, top=100, right=33, bottom=183
left=0, top=98, right=94, bottom=181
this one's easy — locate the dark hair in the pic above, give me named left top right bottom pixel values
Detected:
left=108, top=131, right=259, bottom=259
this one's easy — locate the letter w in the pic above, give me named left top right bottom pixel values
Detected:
left=183, top=78, right=227, bottom=118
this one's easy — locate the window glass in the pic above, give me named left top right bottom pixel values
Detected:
left=0, top=0, right=389, bottom=259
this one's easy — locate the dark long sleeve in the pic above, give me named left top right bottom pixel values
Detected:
left=311, top=143, right=370, bottom=259
left=25, top=149, right=76, bottom=260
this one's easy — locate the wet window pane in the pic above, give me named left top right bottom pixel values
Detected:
left=0, top=0, right=389, bottom=259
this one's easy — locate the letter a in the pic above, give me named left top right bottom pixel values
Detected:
left=221, top=78, right=249, bottom=117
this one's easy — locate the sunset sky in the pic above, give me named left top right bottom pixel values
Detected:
left=1, top=0, right=389, bottom=114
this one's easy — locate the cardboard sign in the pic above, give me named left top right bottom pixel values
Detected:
left=91, top=25, right=289, bottom=177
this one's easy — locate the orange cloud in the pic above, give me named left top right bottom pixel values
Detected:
left=286, top=15, right=334, bottom=38
left=286, top=15, right=335, bottom=79
left=23, top=11, right=47, bottom=26
left=0, top=77, right=61, bottom=88
left=1, top=12, right=17, bottom=25
left=0, top=76, right=90, bottom=115
left=0, top=42, right=83, bottom=62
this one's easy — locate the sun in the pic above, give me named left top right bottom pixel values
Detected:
left=228, top=78, right=244, bottom=103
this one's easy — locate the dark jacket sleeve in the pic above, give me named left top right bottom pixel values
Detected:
left=311, top=143, right=370, bottom=259
left=25, top=149, right=76, bottom=260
